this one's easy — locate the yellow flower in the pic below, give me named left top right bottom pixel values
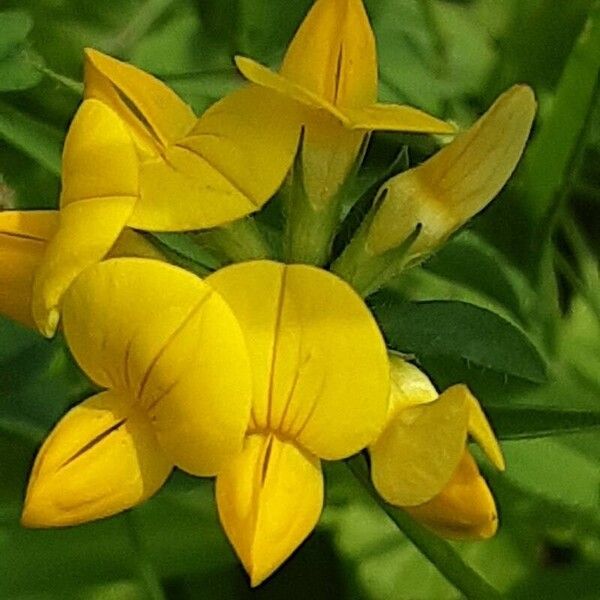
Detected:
left=367, top=85, right=537, bottom=259
left=0, top=210, right=160, bottom=330
left=204, top=260, right=390, bottom=586
left=235, top=0, right=455, bottom=208
left=31, top=50, right=301, bottom=337
left=369, top=356, right=504, bottom=540
left=333, top=84, right=537, bottom=294
left=22, top=258, right=251, bottom=527
left=0, top=210, right=57, bottom=329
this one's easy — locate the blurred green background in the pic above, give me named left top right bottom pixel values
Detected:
left=1, top=0, right=600, bottom=598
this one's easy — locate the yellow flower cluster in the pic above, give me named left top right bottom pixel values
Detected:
left=0, top=0, right=536, bottom=587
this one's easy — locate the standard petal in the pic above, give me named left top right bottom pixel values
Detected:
left=344, top=103, right=456, bottom=135
left=0, top=210, right=57, bottom=328
left=405, top=450, right=498, bottom=540
left=280, top=0, right=377, bottom=108
left=206, top=261, right=389, bottom=459
left=22, top=391, right=172, bottom=528
left=62, top=258, right=251, bottom=476
left=216, top=433, right=323, bottom=586
left=367, top=85, right=537, bottom=255
left=84, top=49, right=196, bottom=148
left=370, top=384, right=469, bottom=506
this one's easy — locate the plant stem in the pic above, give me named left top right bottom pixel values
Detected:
left=346, top=456, right=503, bottom=600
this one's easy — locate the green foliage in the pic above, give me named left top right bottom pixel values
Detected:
left=0, top=11, right=43, bottom=91
left=371, top=294, right=547, bottom=382
left=1, top=0, right=600, bottom=598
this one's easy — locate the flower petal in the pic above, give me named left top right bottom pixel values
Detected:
left=280, top=0, right=377, bottom=108
left=129, top=86, right=301, bottom=231
left=344, top=103, right=456, bottom=135
left=302, top=114, right=364, bottom=208
left=235, top=56, right=349, bottom=124
left=32, top=99, right=139, bottom=337
left=206, top=261, right=389, bottom=459
left=62, top=258, right=251, bottom=476
left=465, top=389, right=505, bottom=471
left=32, top=198, right=135, bottom=337
left=367, top=85, right=537, bottom=255
left=405, top=450, right=498, bottom=540
left=370, top=384, right=469, bottom=506
left=386, top=356, right=438, bottom=415
left=22, top=391, right=172, bottom=528
left=84, top=48, right=196, bottom=149
left=216, top=433, right=323, bottom=586
left=0, top=210, right=57, bottom=328
left=60, top=99, right=139, bottom=207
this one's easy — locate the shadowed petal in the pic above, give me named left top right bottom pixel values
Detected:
left=216, top=433, right=323, bottom=586
left=22, top=391, right=172, bottom=528
left=406, top=450, right=498, bottom=540
left=0, top=210, right=57, bottom=328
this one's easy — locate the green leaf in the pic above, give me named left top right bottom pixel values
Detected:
left=485, top=405, right=600, bottom=440
left=0, top=11, right=42, bottom=91
left=480, top=1, right=600, bottom=271
left=346, top=456, right=503, bottom=600
left=371, top=293, right=547, bottom=382
left=424, top=231, right=532, bottom=323
left=0, top=99, right=62, bottom=176
left=146, top=232, right=223, bottom=275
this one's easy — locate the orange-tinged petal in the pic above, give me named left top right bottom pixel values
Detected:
left=84, top=48, right=196, bottom=148
left=62, top=258, right=252, bottom=476
left=0, top=210, right=57, bottom=328
left=370, top=384, right=469, bottom=506
left=405, top=450, right=498, bottom=540
left=216, top=433, right=323, bottom=586
left=367, top=85, right=537, bottom=255
left=22, top=391, right=172, bottom=528
left=206, top=261, right=389, bottom=459
left=280, top=0, right=377, bottom=108
left=33, top=99, right=138, bottom=336
left=344, top=103, right=456, bottom=135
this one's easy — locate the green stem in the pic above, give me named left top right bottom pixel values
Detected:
left=107, top=0, right=176, bottom=57
left=35, top=64, right=83, bottom=96
left=125, top=512, right=166, bottom=600
left=194, top=217, right=272, bottom=263
left=346, top=456, right=503, bottom=600
left=332, top=215, right=421, bottom=297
